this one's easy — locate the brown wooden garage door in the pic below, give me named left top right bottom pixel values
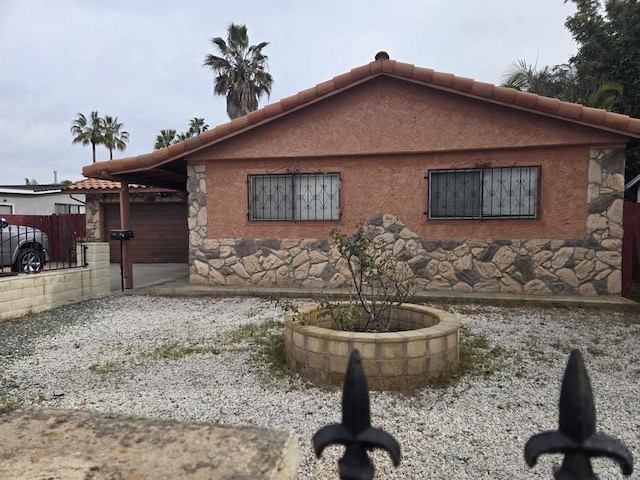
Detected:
left=104, top=203, right=188, bottom=263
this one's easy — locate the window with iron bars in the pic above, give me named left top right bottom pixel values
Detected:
left=428, top=166, right=539, bottom=219
left=248, top=173, right=340, bottom=221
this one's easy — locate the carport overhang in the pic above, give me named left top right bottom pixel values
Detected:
left=83, top=157, right=188, bottom=191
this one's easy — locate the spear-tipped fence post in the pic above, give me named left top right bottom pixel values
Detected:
left=313, top=349, right=401, bottom=479
left=524, top=349, right=633, bottom=479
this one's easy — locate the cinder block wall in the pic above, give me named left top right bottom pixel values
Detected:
left=0, top=243, right=110, bottom=322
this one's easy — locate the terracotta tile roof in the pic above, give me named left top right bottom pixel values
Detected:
left=83, top=55, right=640, bottom=181
left=63, top=178, right=177, bottom=193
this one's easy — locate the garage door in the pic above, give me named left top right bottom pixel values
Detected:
left=104, top=203, right=188, bottom=263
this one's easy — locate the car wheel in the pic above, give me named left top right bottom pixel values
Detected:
left=15, top=247, right=44, bottom=273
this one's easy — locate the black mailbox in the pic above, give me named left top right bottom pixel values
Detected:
left=110, top=229, right=134, bottom=241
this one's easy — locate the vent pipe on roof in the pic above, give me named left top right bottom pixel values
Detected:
left=375, top=51, right=390, bottom=61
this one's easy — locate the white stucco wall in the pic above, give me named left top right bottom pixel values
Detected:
left=0, top=190, right=85, bottom=215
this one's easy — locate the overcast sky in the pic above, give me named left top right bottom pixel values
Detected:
left=0, top=0, right=578, bottom=185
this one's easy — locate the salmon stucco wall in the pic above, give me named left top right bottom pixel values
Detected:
left=187, top=148, right=624, bottom=296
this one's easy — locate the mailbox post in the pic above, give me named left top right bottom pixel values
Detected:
left=110, top=229, right=134, bottom=292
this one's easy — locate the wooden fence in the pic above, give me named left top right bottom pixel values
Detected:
left=2, top=214, right=86, bottom=263
left=622, top=201, right=640, bottom=299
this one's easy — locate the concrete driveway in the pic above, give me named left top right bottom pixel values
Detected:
left=110, top=263, right=188, bottom=291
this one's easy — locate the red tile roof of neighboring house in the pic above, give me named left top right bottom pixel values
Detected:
left=83, top=54, right=640, bottom=182
left=64, top=178, right=177, bottom=193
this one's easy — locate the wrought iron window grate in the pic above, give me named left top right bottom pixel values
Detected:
left=429, top=166, right=539, bottom=219
left=249, top=173, right=340, bottom=221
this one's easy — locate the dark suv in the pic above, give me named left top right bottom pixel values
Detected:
left=0, top=218, right=50, bottom=273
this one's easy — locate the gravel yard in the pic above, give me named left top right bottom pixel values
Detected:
left=1, top=295, right=638, bottom=479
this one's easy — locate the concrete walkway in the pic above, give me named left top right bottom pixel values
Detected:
left=145, top=278, right=639, bottom=312
left=107, top=263, right=638, bottom=312
left=110, top=263, right=188, bottom=292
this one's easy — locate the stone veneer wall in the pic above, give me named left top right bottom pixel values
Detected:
left=188, top=149, right=624, bottom=296
left=84, top=191, right=188, bottom=241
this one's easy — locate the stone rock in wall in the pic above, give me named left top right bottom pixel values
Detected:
left=607, top=173, right=624, bottom=191
left=455, top=269, right=480, bottom=286
left=479, top=244, right=500, bottom=262
left=500, top=275, right=523, bottom=293
left=596, top=251, right=621, bottom=267
left=208, top=268, right=226, bottom=285
left=473, top=260, right=502, bottom=279
left=294, top=261, right=310, bottom=280
left=535, top=266, right=558, bottom=282
left=601, top=239, right=622, bottom=251
left=607, top=270, right=621, bottom=294
left=231, top=262, right=250, bottom=279
left=292, top=250, right=310, bottom=268
left=574, top=259, right=595, bottom=280
left=262, top=254, right=285, bottom=270
left=309, top=250, right=328, bottom=264
left=475, top=281, right=500, bottom=292
left=586, top=215, right=608, bottom=233
left=453, top=254, right=472, bottom=271
left=399, top=227, right=418, bottom=240
left=243, top=255, right=261, bottom=275
left=524, top=279, right=552, bottom=295
left=235, top=239, right=258, bottom=257
left=426, top=276, right=450, bottom=289
left=532, top=250, right=553, bottom=266
left=606, top=199, right=623, bottom=226
left=438, top=262, right=457, bottom=282
left=579, top=282, right=598, bottom=296
left=588, top=193, right=616, bottom=214
left=551, top=247, right=573, bottom=269
left=303, top=277, right=324, bottom=289
left=493, top=246, right=517, bottom=270
left=609, top=222, right=623, bottom=239
left=588, top=158, right=602, bottom=183
left=309, top=261, right=327, bottom=278
left=452, top=282, right=473, bottom=292
left=557, top=268, right=579, bottom=288
left=524, top=239, right=549, bottom=254
left=513, top=256, right=535, bottom=282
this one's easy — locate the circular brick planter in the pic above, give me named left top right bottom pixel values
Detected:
left=284, top=302, right=460, bottom=391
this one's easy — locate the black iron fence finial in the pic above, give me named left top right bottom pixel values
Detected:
left=313, top=349, right=401, bottom=480
left=524, top=349, right=633, bottom=479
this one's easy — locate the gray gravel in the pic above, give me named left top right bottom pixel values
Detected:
left=1, top=295, right=639, bottom=479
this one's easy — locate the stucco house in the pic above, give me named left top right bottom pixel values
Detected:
left=82, top=53, right=640, bottom=296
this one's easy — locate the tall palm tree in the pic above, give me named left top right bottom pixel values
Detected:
left=154, top=129, right=177, bottom=149
left=70, top=111, right=104, bottom=163
left=203, top=23, right=273, bottom=119
left=103, top=115, right=130, bottom=160
left=188, top=117, right=209, bottom=135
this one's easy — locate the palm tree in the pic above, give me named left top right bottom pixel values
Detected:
left=70, top=111, right=104, bottom=163
left=501, top=59, right=556, bottom=95
left=103, top=115, right=130, bottom=160
left=203, top=23, right=273, bottom=119
left=175, top=131, right=193, bottom=142
left=154, top=129, right=177, bottom=149
left=188, top=117, right=209, bottom=135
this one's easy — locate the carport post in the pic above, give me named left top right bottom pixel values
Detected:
left=119, top=182, right=133, bottom=289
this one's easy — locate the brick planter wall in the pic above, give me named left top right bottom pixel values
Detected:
left=284, top=303, right=460, bottom=391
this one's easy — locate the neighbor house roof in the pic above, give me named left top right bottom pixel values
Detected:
left=83, top=53, right=640, bottom=190
left=0, top=184, right=65, bottom=195
left=63, top=178, right=178, bottom=194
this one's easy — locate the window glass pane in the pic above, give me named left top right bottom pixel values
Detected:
left=250, top=173, right=339, bottom=221
left=430, top=170, right=481, bottom=218
left=250, top=175, right=294, bottom=220
left=294, top=173, right=339, bottom=220
left=0, top=205, right=12, bottom=215
left=482, top=167, right=538, bottom=217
